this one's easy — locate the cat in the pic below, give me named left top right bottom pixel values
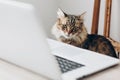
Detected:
left=51, top=9, right=118, bottom=58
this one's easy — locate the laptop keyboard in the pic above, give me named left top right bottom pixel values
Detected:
left=55, top=56, right=84, bottom=73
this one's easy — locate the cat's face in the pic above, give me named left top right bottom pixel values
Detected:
left=56, top=9, right=86, bottom=38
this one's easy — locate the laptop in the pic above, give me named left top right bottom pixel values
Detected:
left=0, top=1, right=119, bottom=80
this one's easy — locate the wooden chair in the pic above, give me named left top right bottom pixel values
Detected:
left=91, top=0, right=120, bottom=57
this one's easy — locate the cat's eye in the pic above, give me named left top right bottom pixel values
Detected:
left=80, top=22, right=83, bottom=25
left=62, top=25, right=67, bottom=30
left=76, top=27, right=80, bottom=29
left=63, top=24, right=67, bottom=26
left=72, top=29, right=75, bottom=32
left=72, top=28, right=77, bottom=32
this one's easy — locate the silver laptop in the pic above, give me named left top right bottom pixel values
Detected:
left=0, top=1, right=119, bottom=80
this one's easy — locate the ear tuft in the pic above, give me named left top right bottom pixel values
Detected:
left=80, top=12, right=86, bottom=19
left=57, top=8, right=66, bottom=18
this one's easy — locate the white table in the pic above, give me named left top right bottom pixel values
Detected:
left=0, top=59, right=119, bottom=80
left=0, top=59, right=47, bottom=80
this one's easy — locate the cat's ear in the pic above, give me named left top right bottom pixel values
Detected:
left=57, top=8, right=67, bottom=18
left=79, top=12, right=86, bottom=19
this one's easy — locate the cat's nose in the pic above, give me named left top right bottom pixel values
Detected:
left=68, top=30, right=72, bottom=35
left=67, top=32, right=72, bottom=37
left=65, top=33, right=70, bottom=37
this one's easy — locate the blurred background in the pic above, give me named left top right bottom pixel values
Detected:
left=9, top=0, right=120, bottom=42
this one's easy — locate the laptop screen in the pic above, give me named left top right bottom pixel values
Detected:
left=0, top=1, right=61, bottom=80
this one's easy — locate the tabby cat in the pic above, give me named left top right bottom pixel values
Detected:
left=51, top=9, right=117, bottom=58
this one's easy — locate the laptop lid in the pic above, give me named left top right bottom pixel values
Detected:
left=0, top=1, right=61, bottom=80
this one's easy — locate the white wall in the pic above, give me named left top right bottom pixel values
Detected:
left=15, top=0, right=59, bottom=38
left=13, top=0, right=120, bottom=42
left=98, top=0, right=105, bottom=35
left=15, top=0, right=94, bottom=36
left=110, top=0, right=120, bottom=42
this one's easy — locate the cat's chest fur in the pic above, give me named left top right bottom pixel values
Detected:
left=52, top=23, right=87, bottom=46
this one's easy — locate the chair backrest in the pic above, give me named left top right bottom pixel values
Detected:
left=91, top=0, right=112, bottom=37
left=91, top=0, right=120, bottom=57
left=91, top=0, right=101, bottom=34
left=103, top=0, right=112, bottom=37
